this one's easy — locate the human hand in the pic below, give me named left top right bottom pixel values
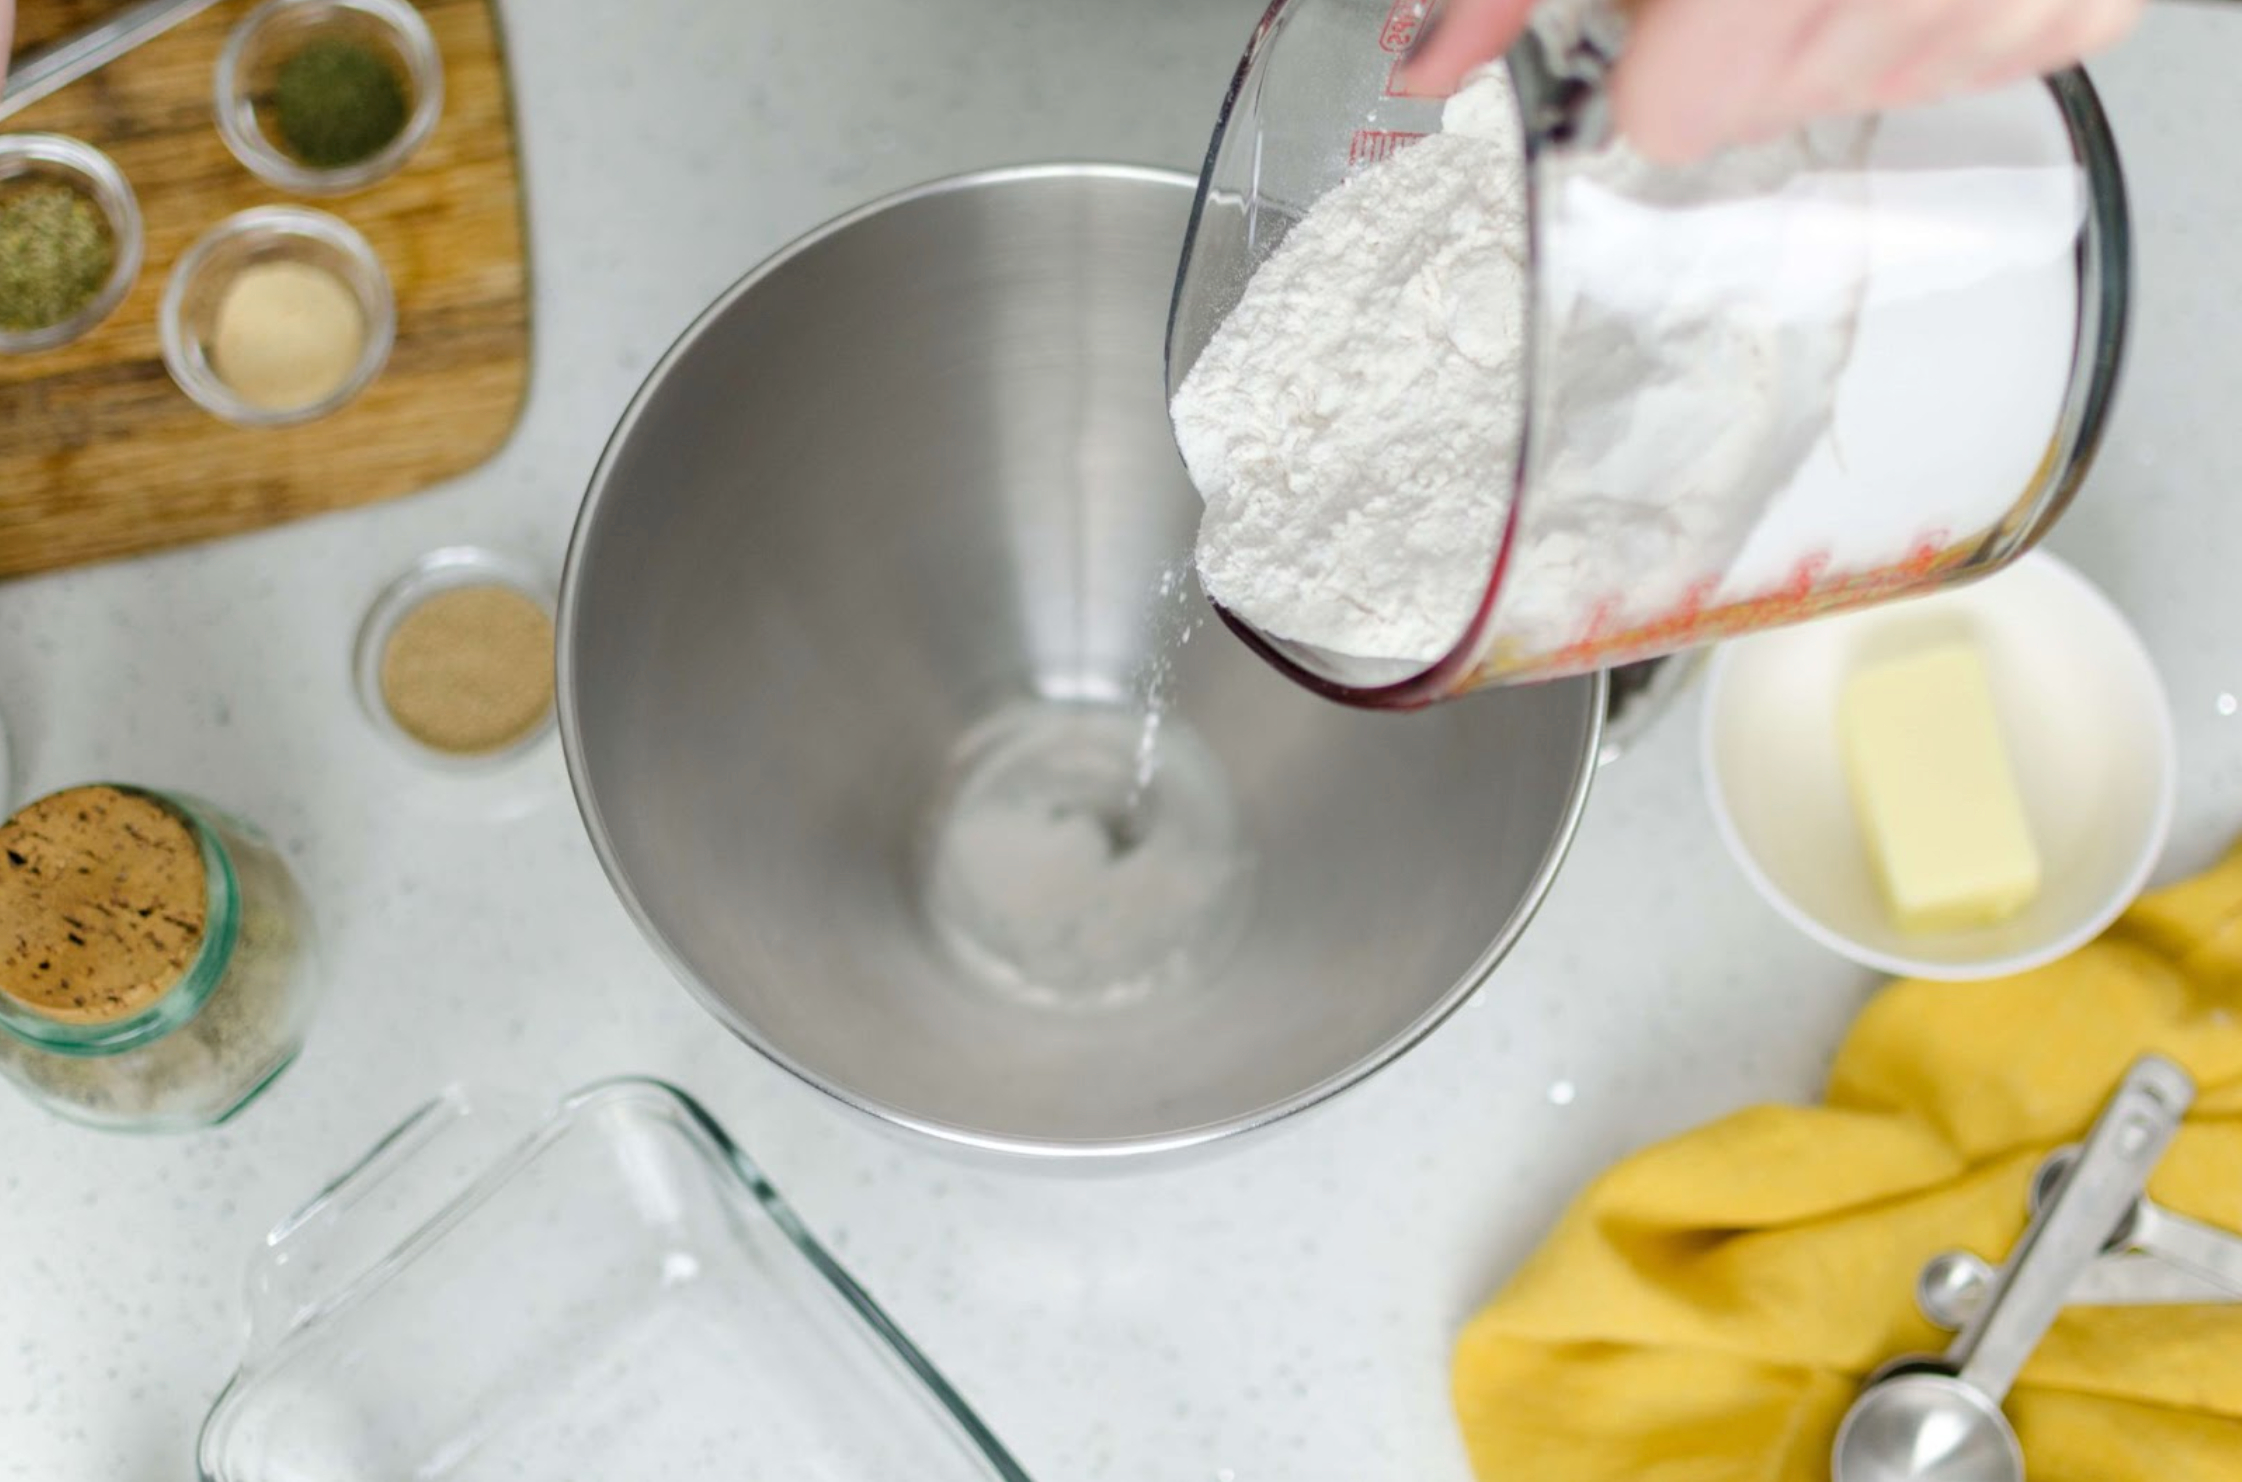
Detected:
left=1400, top=0, right=2143, bottom=161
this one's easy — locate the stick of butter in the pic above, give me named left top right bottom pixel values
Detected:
left=1841, top=642, right=2041, bottom=935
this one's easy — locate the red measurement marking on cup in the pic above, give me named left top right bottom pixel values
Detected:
left=1515, top=541, right=1979, bottom=685
left=1379, top=0, right=1428, bottom=53
left=1781, top=551, right=1833, bottom=600
left=1378, top=0, right=1428, bottom=93
left=1349, top=129, right=1425, bottom=167
left=1901, top=532, right=1950, bottom=575
left=1673, top=577, right=1717, bottom=621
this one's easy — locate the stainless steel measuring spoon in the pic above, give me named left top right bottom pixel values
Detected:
left=1917, top=1248, right=2238, bottom=1329
left=2030, top=1145, right=2242, bottom=1297
left=1831, top=1056, right=2193, bottom=1482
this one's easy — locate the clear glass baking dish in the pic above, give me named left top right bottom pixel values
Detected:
left=197, top=1079, right=1031, bottom=1482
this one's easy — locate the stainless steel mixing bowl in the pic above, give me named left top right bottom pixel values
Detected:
left=558, top=164, right=1603, bottom=1161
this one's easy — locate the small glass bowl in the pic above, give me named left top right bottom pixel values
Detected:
left=354, top=547, right=558, bottom=770
left=215, top=0, right=444, bottom=195
left=0, top=133, right=144, bottom=355
left=161, top=205, right=395, bottom=427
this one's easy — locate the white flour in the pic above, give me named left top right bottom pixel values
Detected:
left=1171, top=76, right=1530, bottom=664
left=1172, top=70, right=1865, bottom=666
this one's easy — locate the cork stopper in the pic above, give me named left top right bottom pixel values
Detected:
left=0, top=786, right=210, bottom=1024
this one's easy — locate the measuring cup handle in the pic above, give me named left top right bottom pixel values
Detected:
left=1952, top=1055, right=2193, bottom=1401
left=2137, top=1209, right=2242, bottom=1297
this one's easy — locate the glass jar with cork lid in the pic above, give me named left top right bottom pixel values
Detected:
left=0, top=785, right=317, bottom=1132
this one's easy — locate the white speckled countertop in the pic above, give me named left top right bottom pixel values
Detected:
left=4, top=3, right=2241, bottom=1478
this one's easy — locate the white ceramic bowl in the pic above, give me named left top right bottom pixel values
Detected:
left=1702, top=552, right=2174, bottom=980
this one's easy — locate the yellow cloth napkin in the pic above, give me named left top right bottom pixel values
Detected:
left=1453, top=844, right=2242, bottom=1482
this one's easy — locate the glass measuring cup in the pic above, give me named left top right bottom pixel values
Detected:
left=1167, top=0, right=2129, bottom=706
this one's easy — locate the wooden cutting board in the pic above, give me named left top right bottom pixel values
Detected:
left=0, top=0, right=530, bottom=577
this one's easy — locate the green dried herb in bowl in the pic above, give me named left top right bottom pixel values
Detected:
left=272, top=38, right=410, bottom=170
left=0, top=181, right=115, bottom=333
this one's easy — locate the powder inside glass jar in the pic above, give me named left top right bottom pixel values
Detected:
left=378, top=584, right=555, bottom=756
left=0, top=786, right=207, bottom=1024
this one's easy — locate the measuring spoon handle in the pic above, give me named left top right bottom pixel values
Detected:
left=1952, top=1055, right=2194, bottom=1401
left=2134, top=1206, right=2242, bottom=1297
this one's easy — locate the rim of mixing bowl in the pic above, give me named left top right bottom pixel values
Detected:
left=560, top=162, right=1608, bottom=1163
left=1171, top=23, right=2130, bottom=712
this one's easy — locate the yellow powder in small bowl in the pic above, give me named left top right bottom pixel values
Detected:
left=378, top=584, right=556, bottom=757
left=210, top=259, right=366, bottom=413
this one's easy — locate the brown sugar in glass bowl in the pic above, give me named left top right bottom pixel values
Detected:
left=356, top=549, right=557, bottom=765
